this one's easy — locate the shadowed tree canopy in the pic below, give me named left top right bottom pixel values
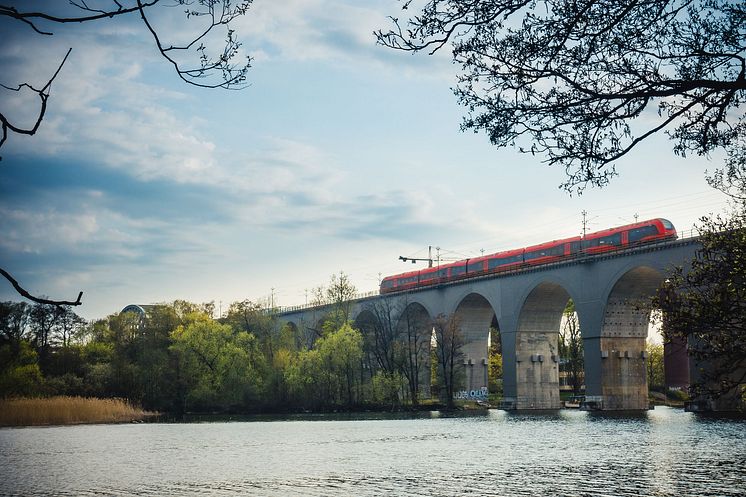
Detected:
left=377, top=0, right=746, bottom=193
left=0, top=0, right=253, bottom=305
left=655, top=206, right=746, bottom=408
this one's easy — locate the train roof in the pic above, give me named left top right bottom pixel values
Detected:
left=383, top=218, right=676, bottom=282
left=582, top=218, right=672, bottom=239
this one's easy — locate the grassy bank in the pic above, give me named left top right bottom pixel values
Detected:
left=0, top=396, right=155, bottom=427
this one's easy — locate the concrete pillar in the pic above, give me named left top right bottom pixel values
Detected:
left=500, top=329, right=518, bottom=408
left=514, top=283, right=567, bottom=410
left=453, top=293, right=493, bottom=397
left=515, top=330, right=560, bottom=409
left=596, top=297, right=650, bottom=410
left=460, top=339, right=489, bottom=392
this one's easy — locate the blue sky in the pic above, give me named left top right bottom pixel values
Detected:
left=0, top=0, right=732, bottom=320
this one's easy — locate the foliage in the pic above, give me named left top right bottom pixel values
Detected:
left=171, top=313, right=264, bottom=411
left=377, top=0, right=746, bottom=193
left=285, top=323, right=364, bottom=409
left=372, top=371, right=404, bottom=409
left=488, top=326, right=503, bottom=395
left=655, top=201, right=746, bottom=408
left=0, top=340, right=43, bottom=397
left=646, top=342, right=665, bottom=391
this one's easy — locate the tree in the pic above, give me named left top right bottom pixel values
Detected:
left=377, top=0, right=746, bottom=193
left=308, top=272, right=357, bottom=339
left=0, top=301, right=30, bottom=348
left=655, top=205, right=746, bottom=410
left=0, top=0, right=254, bottom=305
left=559, top=300, right=584, bottom=396
left=395, top=300, right=431, bottom=405
left=487, top=325, right=503, bottom=396
left=432, top=313, right=464, bottom=409
left=325, top=271, right=357, bottom=329
left=171, top=313, right=264, bottom=411
left=285, top=323, right=364, bottom=409
left=646, top=341, right=665, bottom=391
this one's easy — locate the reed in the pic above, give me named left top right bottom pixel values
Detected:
left=0, top=396, right=155, bottom=427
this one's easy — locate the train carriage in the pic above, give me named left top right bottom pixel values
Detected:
left=379, top=218, right=677, bottom=294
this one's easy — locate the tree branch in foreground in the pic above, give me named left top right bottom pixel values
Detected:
left=0, top=267, right=83, bottom=306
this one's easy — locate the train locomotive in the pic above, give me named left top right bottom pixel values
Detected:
left=380, top=218, right=677, bottom=294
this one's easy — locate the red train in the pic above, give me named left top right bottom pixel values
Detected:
left=380, top=218, right=677, bottom=294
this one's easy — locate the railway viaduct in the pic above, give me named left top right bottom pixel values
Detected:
left=275, top=237, right=700, bottom=411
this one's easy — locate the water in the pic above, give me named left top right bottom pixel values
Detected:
left=1, top=407, right=745, bottom=496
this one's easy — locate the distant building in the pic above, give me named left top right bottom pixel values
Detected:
left=120, top=304, right=157, bottom=316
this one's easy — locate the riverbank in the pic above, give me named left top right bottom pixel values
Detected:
left=0, top=396, right=156, bottom=427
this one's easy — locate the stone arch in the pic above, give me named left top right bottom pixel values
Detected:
left=515, top=280, right=574, bottom=409
left=452, top=292, right=496, bottom=396
left=352, top=309, right=381, bottom=385
left=279, top=320, right=304, bottom=351
left=396, top=302, right=433, bottom=400
left=599, top=265, right=666, bottom=409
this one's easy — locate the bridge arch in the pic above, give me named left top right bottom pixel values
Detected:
left=515, top=279, right=576, bottom=409
left=452, top=292, right=497, bottom=396
left=598, top=264, right=666, bottom=409
left=396, top=301, right=433, bottom=400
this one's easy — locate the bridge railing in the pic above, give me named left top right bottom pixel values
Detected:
left=271, top=289, right=379, bottom=314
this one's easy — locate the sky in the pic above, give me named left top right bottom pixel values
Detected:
left=0, top=0, right=733, bottom=321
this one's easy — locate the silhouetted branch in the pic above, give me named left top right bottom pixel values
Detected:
left=0, top=47, right=71, bottom=156
left=0, top=268, right=83, bottom=307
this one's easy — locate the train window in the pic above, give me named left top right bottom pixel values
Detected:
left=398, top=276, right=417, bottom=285
left=451, top=266, right=466, bottom=276
left=582, top=233, right=621, bottom=248
left=525, top=245, right=563, bottom=260
left=601, top=233, right=622, bottom=245
left=570, top=241, right=581, bottom=253
left=437, top=268, right=448, bottom=278
left=381, top=280, right=394, bottom=288
left=524, top=250, right=541, bottom=260
left=628, top=225, right=659, bottom=242
left=661, top=219, right=674, bottom=230
left=469, top=262, right=484, bottom=272
left=488, top=254, right=523, bottom=269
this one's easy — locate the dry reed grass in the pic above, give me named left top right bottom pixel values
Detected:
left=0, top=396, right=155, bottom=427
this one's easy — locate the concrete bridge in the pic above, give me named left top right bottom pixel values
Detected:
left=276, top=237, right=699, bottom=411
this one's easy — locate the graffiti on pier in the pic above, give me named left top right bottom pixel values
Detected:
left=454, top=387, right=488, bottom=400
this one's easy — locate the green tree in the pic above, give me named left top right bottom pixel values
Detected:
left=377, top=0, right=746, bottom=193
left=372, top=370, right=404, bottom=410
left=171, top=313, right=264, bottom=412
left=285, top=323, right=364, bottom=409
left=0, top=340, right=43, bottom=397
left=646, top=342, right=665, bottom=391
left=488, top=326, right=503, bottom=396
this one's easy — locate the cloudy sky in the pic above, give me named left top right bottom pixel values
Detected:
left=0, top=0, right=732, bottom=320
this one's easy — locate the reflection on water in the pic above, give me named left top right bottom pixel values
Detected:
left=1, top=407, right=745, bottom=496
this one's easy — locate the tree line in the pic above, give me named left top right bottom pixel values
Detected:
left=0, top=275, right=503, bottom=414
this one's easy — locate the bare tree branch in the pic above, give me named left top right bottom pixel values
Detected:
left=0, top=268, right=83, bottom=307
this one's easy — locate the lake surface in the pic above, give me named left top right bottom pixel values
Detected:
left=1, top=407, right=745, bottom=496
